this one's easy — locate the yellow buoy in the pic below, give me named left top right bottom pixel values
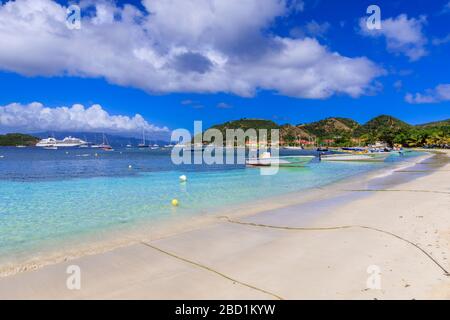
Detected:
left=171, top=199, right=179, bottom=206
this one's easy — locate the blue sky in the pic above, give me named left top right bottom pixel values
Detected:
left=0, top=0, right=449, bottom=136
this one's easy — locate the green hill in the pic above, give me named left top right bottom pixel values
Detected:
left=206, top=119, right=279, bottom=145
left=206, top=119, right=316, bottom=146
left=359, top=115, right=411, bottom=132
left=280, top=124, right=312, bottom=145
left=416, top=119, right=450, bottom=128
left=0, top=133, right=39, bottom=146
left=211, top=118, right=279, bottom=132
left=300, top=117, right=360, bottom=137
left=207, top=115, right=449, bottom=148
left=355, top=115, right=412, bottom=146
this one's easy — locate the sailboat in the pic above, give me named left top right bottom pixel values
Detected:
left=79, top=135, right=89, bottom=148
left=94, top=133, right=113, bottom=151
left=138, top=129, right=150, bottom=148
left=91, top=134, right=102, bottom=148
left=16, top=136, right=27, bottom=148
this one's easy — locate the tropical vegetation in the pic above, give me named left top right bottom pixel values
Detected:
left=0, top=133, right=39, bottom=146
left=207, top=115, right=450, bottom=148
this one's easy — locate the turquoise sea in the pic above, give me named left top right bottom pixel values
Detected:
left=0, top=147, right=423, bottom=266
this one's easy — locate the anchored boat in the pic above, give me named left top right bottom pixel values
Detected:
left=36, top=136, right=87, bottom=148
left=320, top=152, right=390, bottom=162
left=246, top=152, right=315, bottom=167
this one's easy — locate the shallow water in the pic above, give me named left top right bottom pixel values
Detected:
left=0, top=147, right=423, bottom=264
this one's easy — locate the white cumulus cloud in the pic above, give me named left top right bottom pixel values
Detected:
left=0, top=0, right=383, bottom=99
left=359, top=14, right=428, bottom=61
left=405, top=84, right=450, bottom=104
left=0, top=102, right=168, bottom=133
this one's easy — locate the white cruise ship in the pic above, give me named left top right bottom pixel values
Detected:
left=36, top=136, right=87, bottom=148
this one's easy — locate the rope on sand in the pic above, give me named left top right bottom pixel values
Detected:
left=219, top=216, right=450, bottom=277
left=343, top=189, right=450, bottom=195
left=139, top=241, right=284, bottom=300
left=394, top=170, right=450, bottom=173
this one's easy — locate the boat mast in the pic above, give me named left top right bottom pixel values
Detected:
left=102, top=133, right=109, bottom=145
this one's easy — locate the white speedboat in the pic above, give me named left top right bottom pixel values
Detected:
left=320, top=153, right=389, bottom=162
left=246, top=152, right=315, bottom=167
left=283, top=146, right=304, bottom=150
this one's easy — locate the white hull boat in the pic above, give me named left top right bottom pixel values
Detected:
left=246, top=155, right=315, bottom=167
left=283, top=146, right=304, bottom=150
left=320, top=153, right=390, bottom=162
left=36, top=136, right=87, bottom=148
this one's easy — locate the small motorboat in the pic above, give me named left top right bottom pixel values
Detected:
left=320, top=152, right=389, bottom=162
left=246, top=152, right=315, bottom=167
left=283, top=146, right=303, bottom=150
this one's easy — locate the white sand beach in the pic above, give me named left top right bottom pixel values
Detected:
left=0, top=150, right=449, bottom=300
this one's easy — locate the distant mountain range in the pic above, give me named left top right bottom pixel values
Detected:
left=209, top=115, right=450, bottom=147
